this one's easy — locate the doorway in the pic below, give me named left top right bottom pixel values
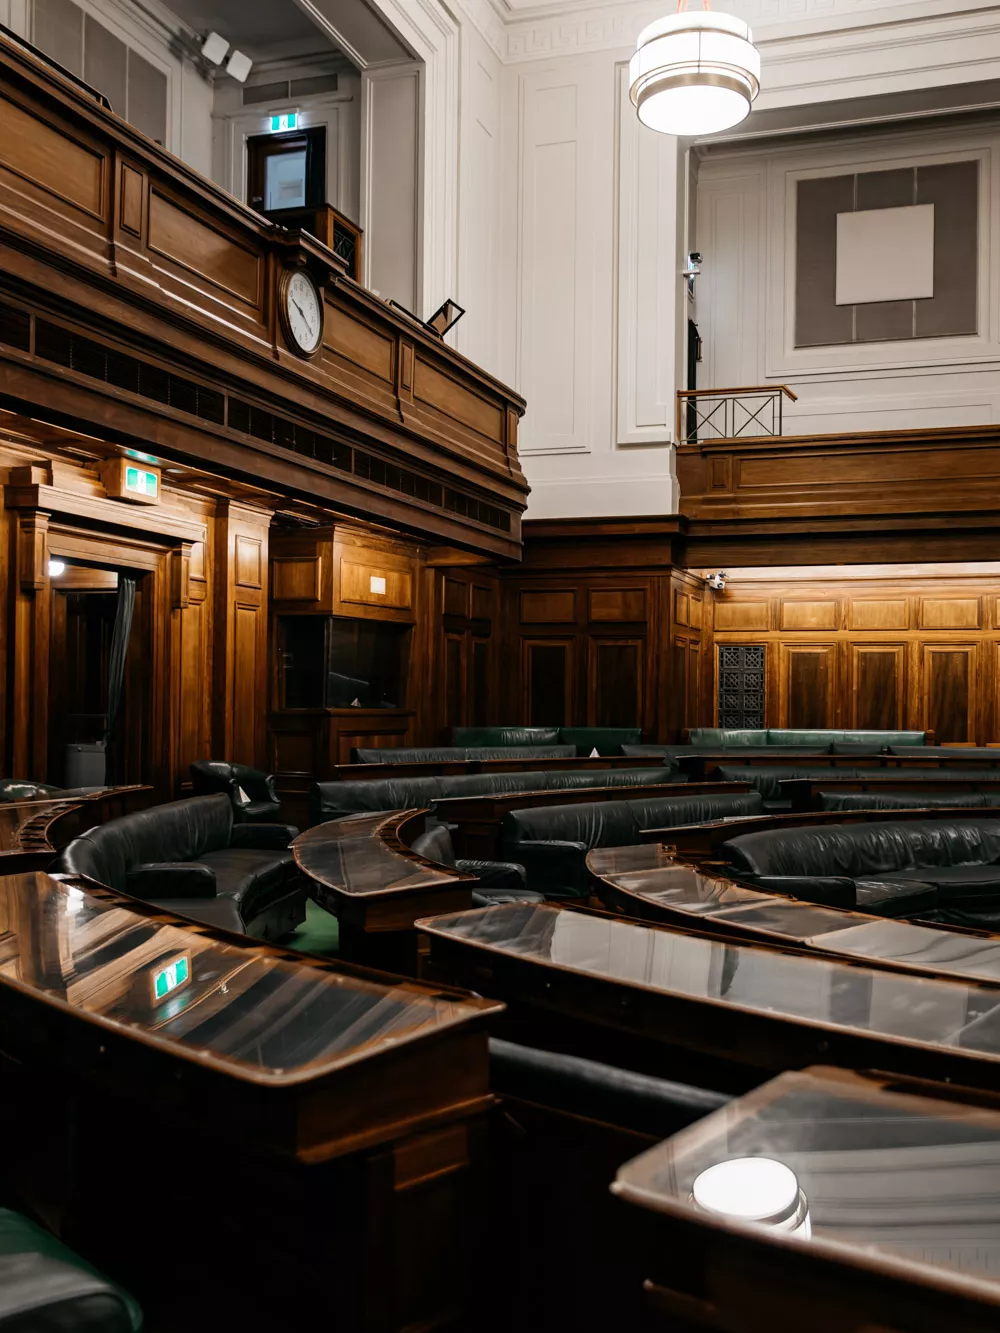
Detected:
left=246, top=125, right=326, bottom=216
left=47, top=562, right=150, bottom=788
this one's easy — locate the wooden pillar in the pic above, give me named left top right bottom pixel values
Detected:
left=10, top=508, right=51, bottom=779
left=212, top=501, right=271, bottom=768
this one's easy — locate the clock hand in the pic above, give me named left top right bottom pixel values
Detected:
left=290, top=296, right=311, bottom=323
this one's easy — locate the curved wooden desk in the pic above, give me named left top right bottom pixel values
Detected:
left=615, top=1065, right=1000, bottom=1333
left=293, top=810, right=474, bottom=969
left=0, top=785, right=152, bottom=872
left=418, top=899, right=1000, bottom=1093
left=0, top=869, right=502, bottom=1331
left=588, top=844, right=1000, bottom=986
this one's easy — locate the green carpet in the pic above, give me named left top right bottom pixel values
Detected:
left=286, top=900, right=340, bottom=957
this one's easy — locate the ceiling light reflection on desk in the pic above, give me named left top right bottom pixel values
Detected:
left=692, top=1157, right=811, bottom=1237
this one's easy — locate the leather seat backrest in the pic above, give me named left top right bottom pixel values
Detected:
left=559, top=727, right=642, bottom=756
left=352, top=745, right=576, bottom=763
left=453, top=726, right=560, bottom=746
left=886, top=746, right=1000, bottom=761
left=768, top=729, right=927, bottom=746
left=59, top=794, right=233, bottom=891
left=820, top=791, right=989, bottom=811
left=410, top=824, right=456, bottom=865
left=688, top=728, right=768, bottom=747
left=502, top=800, right=641, bottom=850
left=434, top=766, right=679, bottom=800
left=309, top=776, right=444, bottom=822
left=190, top=760, right=235, bottom=794
left=723, top=816, right=1000, bottom=878
left=629, top=792, right=764, bottom=828
left=714, top=765, right=864, bottom=800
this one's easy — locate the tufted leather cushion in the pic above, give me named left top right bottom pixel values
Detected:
left=722, top=817, right=1000, bottom=882
left=411, top=822, right=457, bottom=865
left=352, top=745, right=576, bottom=763
left=886, top=746, right=1000, bottom=761
left=410, top=823, right=537, bottom=901
left=877, top=864, right=1000, bottom=901
left=309, top=766, right=680, bottom=824
left=853, top=878, right=940, bottom=916
left=768, top=729, right=927, bottom=746
left=820, top=791, right=991, bottom=810
left=453, top=727, right=560, bottom=746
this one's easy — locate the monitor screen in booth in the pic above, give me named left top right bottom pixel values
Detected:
left=279, top=616, right=409, bottom=710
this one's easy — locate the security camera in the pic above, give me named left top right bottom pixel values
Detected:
left=707, top=571, right=727, bottom=592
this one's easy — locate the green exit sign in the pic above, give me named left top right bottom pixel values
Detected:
left=270, top=112, right=297, bottom=132
left=152, top=954, right=190, bottom=1003
left=124, top=466, right=158, bottom=499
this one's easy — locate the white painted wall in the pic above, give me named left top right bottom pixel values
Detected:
left=361, top=62, right=420, bottom=309
left=696, top=120, right=1000, bottom=434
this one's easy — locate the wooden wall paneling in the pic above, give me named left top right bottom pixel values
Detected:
left=9, top=509, right=51, bottom=778
left=588, top=638, right=643, bottom=728
left=848, top=643, right=906, bottom=730
left=333, top=531, right=418, bottom=624
left=213, top=500, right=271, bottom=769
left=919, top=597, right=982, bottom=630
left=922, top=643, right=978, bottom=743
left=522, top=638, right=573, bottom=726
left=778, top=643, right=838, bottom=729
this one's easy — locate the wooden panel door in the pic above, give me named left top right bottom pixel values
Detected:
left=444, top=634, right=466, bottom=731
left=522, top=639, right=573, bottom=726
left=922, top=644, right=978, bottom=743
left=849, top=644, right=905, bottom=730
left=589, top=639, right=642, bottom=728
left=779, top=644, right=837, bottom=729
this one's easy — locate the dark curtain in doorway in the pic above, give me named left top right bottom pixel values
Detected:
left=103, top=575, right=136, bottom=784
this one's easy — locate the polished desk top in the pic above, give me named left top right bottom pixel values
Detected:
left=588, top=846, right=1000, bottom=986
left=418, top=902, right=1000, bottom=1065
left=0, top=872, right=497, bottom=1086
left=293, top=811, right=472, bottom=898
left=615, top=1066, right=1000, bottom=1293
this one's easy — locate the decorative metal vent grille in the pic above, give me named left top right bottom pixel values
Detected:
left=718, top=644, right=765, bottom=729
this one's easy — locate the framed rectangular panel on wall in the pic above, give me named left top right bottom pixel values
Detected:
left=445, top=634, right=465, bottom=730
left=778, top=643, right=838, bottom=729
left=922, top=643, right=978, bottom=743
left=589, top=639, right=643, bottom=728
left=849, top=644, right=906, bottom=730
left=522, top=639, right=573, bottom=727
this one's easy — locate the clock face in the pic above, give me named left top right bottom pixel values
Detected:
left=285, top=269, right=323, bottom=355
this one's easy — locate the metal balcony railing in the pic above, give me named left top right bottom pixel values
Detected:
left=676, top=384, right=798, bottom=445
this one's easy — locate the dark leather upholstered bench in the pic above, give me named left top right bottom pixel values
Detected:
left=309, top=766, right=679, bottom=825
left=59, top=793, right=306, bottom=939
left=353, top=745, right=577, bottom=763
left=500, top=791, right=765, bottom=897
left=821, top=790, right=1000, bottom=811
left=190, top=760, right=282, bottom=822
left=489, top=1038, right=728, bottom=1137
left=410, top=824, right=543, bottom=906
left=720, top=816, right=1000, bottom=924
left=0, top=1208, right=142, bottom=1331
left=453, top=727, right=643, bottom=756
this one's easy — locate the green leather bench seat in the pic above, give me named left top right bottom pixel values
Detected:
left=500, top=791, right=764, bottom=898
left=309, top=766, right=680, bottom=824
left=0, top=1209, right=142, bottom=1331
left=714, top=764, right=874, bottom=809
left=720, top=816, right=1000, bottom=925
left=353, top=745, right=576, bottom=763
left=452, top=727, right=643, bottom=756
left=688, top=728, right=928, bottom=747
left=821, top=791, right=1000, bottom=811
left=624, top=744, right=822, bottom=758
left=887, top=746, right=1000, bottom=761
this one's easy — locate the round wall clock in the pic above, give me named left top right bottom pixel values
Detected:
left=280, top=267, right=324, bottom=357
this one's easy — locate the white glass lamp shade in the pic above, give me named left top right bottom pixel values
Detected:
left=629, top=10, right=760, bottom=137
left=692, top=1158, right=811, bottom=1236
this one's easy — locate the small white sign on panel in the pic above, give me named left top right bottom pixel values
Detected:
left=835, top=204, right=935, bottom=306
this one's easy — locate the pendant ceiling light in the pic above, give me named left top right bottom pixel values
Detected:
left=629, top=0, right=760, bottom=137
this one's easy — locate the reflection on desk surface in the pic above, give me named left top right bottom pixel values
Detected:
left=615, top=1066, right=1000, bottom=1288
left=293, top=812, right=461, bottom=896
left=0, top=872, right=491, bottom=1083
left=0, top=800, right=79, bottom=853
left=420, top=902, right=1000, bottom=1059
left=590, top=850, right=1000, bottom=986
